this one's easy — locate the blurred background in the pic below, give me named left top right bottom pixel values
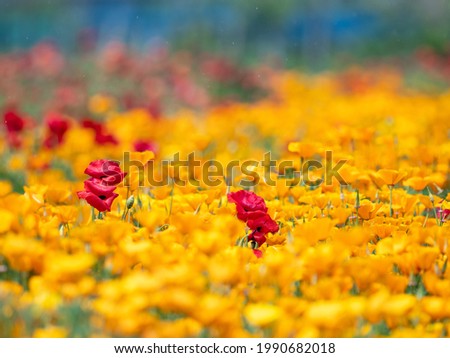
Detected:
left=1, top=0, right=449, bottom=69
left=1, top=0, right=449, bottom=120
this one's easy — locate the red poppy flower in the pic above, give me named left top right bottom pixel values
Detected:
left=228, top=190, right=279, bottom=249
left=81, top=119, right=118, bottom=145
left=78, top=158, right=126, bottom=212
left=43, top=117, right=70, bottom=148
left=247, top=213, right=279, bottom=234
left=95, top=133, right=119, bottom=145
left=248, top=230, right=267, bottom=246
left=81, top=119, right=103, bottom=133
left=3, top=110, right=24, bottom=132
left=48, top=117, right=69, bottom=139
left=247, top=213, right=279, bottom=246
left=84, top=159, right=126, bottom=185
left=133, top=140, right=157, bottom=153
left=3, top=110, right=26, bottom=148
left=227, top=190, right=268, bottom=221
left=84, top=178, right=117, bottom=196
left=77, top=190, right=118, bottom=212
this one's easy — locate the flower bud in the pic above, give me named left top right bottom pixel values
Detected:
left=126, top=195, right=135, bottom=209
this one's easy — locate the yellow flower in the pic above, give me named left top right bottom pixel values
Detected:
left=292, top=217, right=335, bottom=245
left=423, top=272, right=450, bottom=297
left=24, top=185, right=47, bottom=210
left=421, top=297, right=450, bottom=320
left=288, top=141, right=319, bottom=158
left=0, top=181, right=13, bottom=197
left=33, top=326, right=68, bottom=338
left=43, top=253, right=95, bottom=283
left=330, top=207, right=352, bottom=225
left=244, top=303, right=282, bottom=327
left=0, top=208, right=14, bottom=234
left=1, top=235, right=46, bottom=272
left=370, top=223, right=395, bottom=239
left=45, top=183, right=73, bottom=205
left=377, top=169, right=407, bottom=186
left=404, top=176, right=430, bottom=191
left=381, top=294, right=416, bottom=317
left=358, top=200, right=383, bottom=220
left=54, top=205, right=79, bottom=224
left=312, top=194, right=329, bottom=210
left=304, top=301, right=347, bottom=329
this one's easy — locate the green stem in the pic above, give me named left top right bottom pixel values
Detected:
left=427, top=187, right=440, bottom=226
left=431, top=202, right=441, bottom=226
left=121, top=207, right=129, bottom=221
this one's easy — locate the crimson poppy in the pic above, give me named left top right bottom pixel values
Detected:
left=227, top=190, right=268, bottom=221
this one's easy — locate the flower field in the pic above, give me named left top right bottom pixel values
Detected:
left=1, top=48, right=450, bottom=338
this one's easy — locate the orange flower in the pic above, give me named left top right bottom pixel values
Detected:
left=403, top=177, right=430, bottom=191
left=288, top=142, right=319, bottom=159
left=358, top=201, right=383, bottom=220
left=377, top=169, right=407, bottom=186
